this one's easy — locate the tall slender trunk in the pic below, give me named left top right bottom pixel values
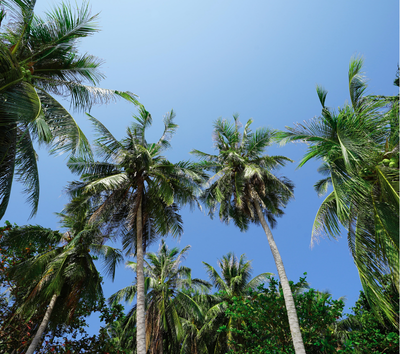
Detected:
left=159, top=328, right=163, bottom=354
left=26, top=293, right=58, bottom=354
left=254, top=202, right=306, bottom=354
left=136, top=196, right=146, bottom=354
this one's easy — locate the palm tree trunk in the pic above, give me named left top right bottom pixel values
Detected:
left=26, top=293, right=58, bottom=354
left=159, top=329, right=163, bottom=354
left=136, top=196, right=146, bottom=354
left=254, top=202, right=306, bottom=354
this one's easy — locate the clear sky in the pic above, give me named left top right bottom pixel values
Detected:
left=3, top=0, right=399, bottom=334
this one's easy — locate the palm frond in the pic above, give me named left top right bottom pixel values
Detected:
left=33, top=53, right=105, bottom=86
left=314, top=177, right=331, bottom=196
left=91, top=244, right=124, bottom=281
left=348, top=56, right=367, bottom=111
left=316, top=85, right=328, bottom=107
left=67, top=156, right=118, bottom=176
left=131, top=104, right=152, bottom=144
left=34, top=77, right=137, bottom=112
left=245, top=126, right=274, bottom=158
left=157, top=109, right=178, bottom=150
left=1, top=81, right=41, bottom=125
left=190, top=149, right=217, bottom=162
left=86, top=113, right=123, bottom=160
left=35, top=89, right=92, bottom=157
left=22, top=2, right=99, bottom=64
left=1, top=224, right=62, bottom=248
left=14, top=125, right=39, bottom=217
left=202, top=262, right=228, bottom=293
left=83, top=173, right=129, bottom=194
left=311, top=191, right=341, bottom=246
left=0, top=124, right=17, bottom=219
left=247, top=272, right=273, bottom=290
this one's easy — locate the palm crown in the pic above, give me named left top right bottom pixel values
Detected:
left=67, top=106, right=205, bottom=247
left=0, top=0, right=137, bottom=219
left=278, top=57, right=399, bottom=328
left=0, top=198, right=125, bottom=353
left=110, top=240, right=211, bottom=354
left=198, top=253, right=271, bottom=353
left=203, top=252, right=270, bottom=298
left=3, top=200, right=122, bottom=320
left=192, top=114, right=294, bottom=230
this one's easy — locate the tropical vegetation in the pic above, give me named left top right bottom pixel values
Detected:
left=219, top=274, right=345, bottom=353
left=198, top=252, right=271, bottom=353
left=0, top=0, right=137, bottom=219
left=109, top=240, right=211, bottom=354
left=0, top=196, right=122, bottom=353
left=3, top=227, right=398, bottom=353
left=191, top=115, right=306, bottom=353
left=65, top=106, right=206, bottom=354
left=336, top=280, right=399, bottom=353
left=278, top=58, right=399, bottom=328
left=0, top=0, right=398, bottom=353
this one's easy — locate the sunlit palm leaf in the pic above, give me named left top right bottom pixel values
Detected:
left=14, top=125, right=39, bottom=217
left=87, top=113, right=123, bottom=161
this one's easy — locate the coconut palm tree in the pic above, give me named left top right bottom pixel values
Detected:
left=2, top=201, right=123, bottom=353
left=191, top=116, right=306, bottom=353
left=66, top=106, right=206, bottom=354
left=0, top=224, right=62, bottom=353
left=197, top=252, right=270, bottom=353
left=0, top=0, right=137, bottom=219
left=278, top=57, right=399, bottom=328
left=105, top=316, right=137, bottom=353
left=110, top=240, right=210, bottom=354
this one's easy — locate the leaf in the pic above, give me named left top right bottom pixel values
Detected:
left=35, top=89, right=92, bottom=158
left=311, top=191, right=341, bottom=246
left=0, top=125, right=17, bottom=219
left=14, top=125, right=39, bottom=218
left=316, top=85, right=328, bottom=107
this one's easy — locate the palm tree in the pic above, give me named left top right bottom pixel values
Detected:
left=198, top=252, right=270, bottom=353
left=67, top=106, right=206, bottom=354
left=191, top=116, right=306, bottom=353
left=2, top=201, right=123, bottom=353
left=106, top=316, right=137, bottom=353
left=0, top=224, right=62, bottom=353
left=278, top=57, right=399, bottom=328
left=110, top=240, right=210, bottom=354
left=0, top=0, right=138, bottom=219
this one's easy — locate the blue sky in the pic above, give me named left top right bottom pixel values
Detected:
left=3, top=0, right=399, bottom=334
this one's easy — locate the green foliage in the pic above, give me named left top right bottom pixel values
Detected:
left=219, top=275, right=344, bottom=354
left=0, top=221, right=60, bottom=352
left=197, top=253, right=271, bottom=354
left=278, top=58, right=399, bottom=328
left=0, top=0, right=138, bottom=219
left=192, top=115, right=306, bottom=352
left=110, top=240, right=211, bottom=354
left=337, top=282, right=399, bottom=354
left=67, top=106, right=205, bottom=254
left=0, top=221, right=127, bottom=353
left=192, top=115, right=294, bottom=230
left=66, top=105, right=206, bottom=354
left=33, top=301, right=127, bottom=354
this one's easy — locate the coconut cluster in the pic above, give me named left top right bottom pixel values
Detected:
left=380, top=155, right=399, bottom=169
